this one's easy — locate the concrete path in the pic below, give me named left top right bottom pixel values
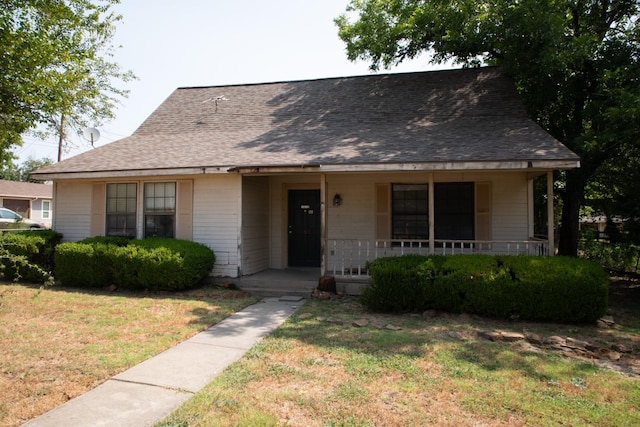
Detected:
left=23, top=297, right=305, bottom=427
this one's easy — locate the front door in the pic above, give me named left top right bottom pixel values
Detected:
left=288, top=189, right=321, bottom=267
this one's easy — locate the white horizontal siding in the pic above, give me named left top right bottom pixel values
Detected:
left=491, top=173, right=529, bottom=241
left=193, top=175, right=241, bottom=277
left=326, top=175, right=375, bottom=242
left=53, top=181, right=92, bottom=242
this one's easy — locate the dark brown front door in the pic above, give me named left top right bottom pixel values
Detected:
left=288, top=190, right=321, bottom=267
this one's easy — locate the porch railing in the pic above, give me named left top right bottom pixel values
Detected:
left=327, top=238, right=549, bottom=277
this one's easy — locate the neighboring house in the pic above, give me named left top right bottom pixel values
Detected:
left=0, top=180, right=53, bottom=227
left=579, top=215, right=625, bottom=240
left=31, top=67, right=579, bottom=282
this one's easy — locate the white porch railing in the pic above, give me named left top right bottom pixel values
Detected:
left=327, top=238, right=549, bottom=278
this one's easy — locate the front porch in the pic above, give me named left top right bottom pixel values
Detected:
left=229, top=267, right=369, bottom=297
left=326, top=238, right=549, bottom=278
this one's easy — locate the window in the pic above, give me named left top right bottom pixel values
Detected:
left=144, top=182, right=175, bottom=238
left=106, top=183, right=137, bottom=237
left=390, top=182, right=475, bottom=241
left=42, top=201, right=51, bottom=219
left=434, top=182, right=475, bottom=240
left=392, top=184, right=429, bottom=240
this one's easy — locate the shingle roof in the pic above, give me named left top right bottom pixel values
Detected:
left=0, top=180, right=52, bottom=198
left=33, top=67, right=579, bottom=177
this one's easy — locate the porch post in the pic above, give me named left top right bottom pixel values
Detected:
left=429, top=172, right=435, bottom=254
left=547, top=171, right=555, bottom=256
left=320, top=173, right=327, bottom=276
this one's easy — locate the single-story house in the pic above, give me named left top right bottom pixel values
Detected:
left=0, top=179, right=53, bottom=227
left=31, top=67, right=579, bottom=290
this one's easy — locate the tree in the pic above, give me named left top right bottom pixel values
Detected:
left=0, top=157, right=54, bottom=182
left=336, top=0, right=640, bottom=256
left=0, top=0, right=135, bottom=164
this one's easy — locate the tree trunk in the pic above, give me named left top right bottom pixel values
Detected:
left=557, top=169, right=586, bottom=256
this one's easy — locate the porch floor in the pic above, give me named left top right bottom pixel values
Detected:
left=216, top=268, right=368, bottom=297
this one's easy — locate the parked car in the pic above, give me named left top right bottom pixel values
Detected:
left=0, top=207, right=47, bottom=229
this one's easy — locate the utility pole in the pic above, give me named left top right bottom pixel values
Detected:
left=57, top=113, right=65, bottom=162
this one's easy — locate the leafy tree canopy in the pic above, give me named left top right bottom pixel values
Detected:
left=0, top=157, right=53, bottom=182
left=0, top=0, right=135, bottom=166
left=336, top=0, right=640, bottom=253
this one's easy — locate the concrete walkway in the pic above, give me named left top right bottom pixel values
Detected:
left=23, top=297, right=305, bottom=427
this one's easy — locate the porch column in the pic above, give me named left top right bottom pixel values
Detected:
left=429, top=172, right=435, bottom=254
left=547, top=171, right=555, bottom=255
left=320, top=174, right=327, bottom=276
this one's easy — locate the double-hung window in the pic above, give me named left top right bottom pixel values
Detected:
left=106, top=183, right=137, bottom=237
left=41, top=200, right=51, bottom=219
left=434, top=182, right=475, bottom=240
left=144, top=182, right=176, bottom=238
left=392, top=184, right=429, bottom=240
left=390, top=182, right=475, bottom=242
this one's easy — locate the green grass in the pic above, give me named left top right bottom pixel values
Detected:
left=0, top=282, right=259, bottom=426
left=158, top=296, right=640, bottom=427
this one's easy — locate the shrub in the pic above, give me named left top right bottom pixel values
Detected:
left=500, top=256, right=609, bottom=323
left=54, top=243, right=112, bottom=287
left=362, top=254, right=431, bottom=312
left=79, top=235, right=133, bottom=247
left=361, top=254, right=609, bottom=323
left=54, top=237, right=215, bottom=291
left=0, top=230, right=62, bottom=283
left=131, top=238, right=216, bottom=287
left=430, top=255, right=517, bottom=317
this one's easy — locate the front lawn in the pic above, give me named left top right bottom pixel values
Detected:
left=0, top=283, right=258, bottom=427
left=158, top=276, right=640, bottom=427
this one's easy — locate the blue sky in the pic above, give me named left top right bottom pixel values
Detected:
left=16, top=0, right=448, bottom=163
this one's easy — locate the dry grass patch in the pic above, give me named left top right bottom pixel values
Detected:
left=159, top=279, right=640, bottom=427
left=0, top=282, right=258, bottom=427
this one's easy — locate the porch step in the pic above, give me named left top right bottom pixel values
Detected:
left=209, top=269, right=369, bottom=297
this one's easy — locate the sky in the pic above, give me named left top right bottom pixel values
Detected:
left=15, top=0, right=450, bottom=163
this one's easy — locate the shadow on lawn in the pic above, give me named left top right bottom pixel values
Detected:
left=272, top=274, right=640, bottom=377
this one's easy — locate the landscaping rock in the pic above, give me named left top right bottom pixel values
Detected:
left=352, top=319, right=369, bottom=328
left=297, top=313, right=312, bottom=320
left=612, top=343, right=632, bottom=353
left=608, top=351, right=622, bottom=361
left=566, top=337, right=590, bottom=349
left=524, top=332, right=543, bottom=345
left=311, top=290, right=332, bottom=300
left=543, top=336, right=566, bottom=346
left=327, top=317, right=344, bottom=325
left=385, top=324, right=402, bottom=331
left=500, top=331, right=526, bottom=342
left=477, top=330, right=502, bottom=342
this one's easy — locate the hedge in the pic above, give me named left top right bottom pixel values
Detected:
left=0, top=230, right=62, bottom=283
left=54, top=237, right=216, bottom=291
left=362, top=254, right=609, bottom=323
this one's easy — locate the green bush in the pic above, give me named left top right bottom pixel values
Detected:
left=54, top=237, right=216, bottom=291
left=54, top=243, right=112, bottom=287
left=360, top=254, right=609, bottom=323
left=500, top=256, right=609, bottom=323
left=580, top=237, right=639, bottom=273
left=0, top=230, right=62, bottom=283
left=79, top=235, right=133, bottom=246
left=362, top=254, right=431, bottom=312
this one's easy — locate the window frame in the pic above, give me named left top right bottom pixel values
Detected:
left=41, top=200, right=51, bottom=219
left=391, top=183, right=429, bottom=241
left=389, top=182, right=476, bottom=242
left=105, top=182, right=138, bottom=237
left=143, top=181, right=176, bottom=238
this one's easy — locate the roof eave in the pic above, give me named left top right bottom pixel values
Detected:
left=31, top=159, right=580, bottom=180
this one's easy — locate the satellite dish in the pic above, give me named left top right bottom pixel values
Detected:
left=82, top=127, right=101, bottom=146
